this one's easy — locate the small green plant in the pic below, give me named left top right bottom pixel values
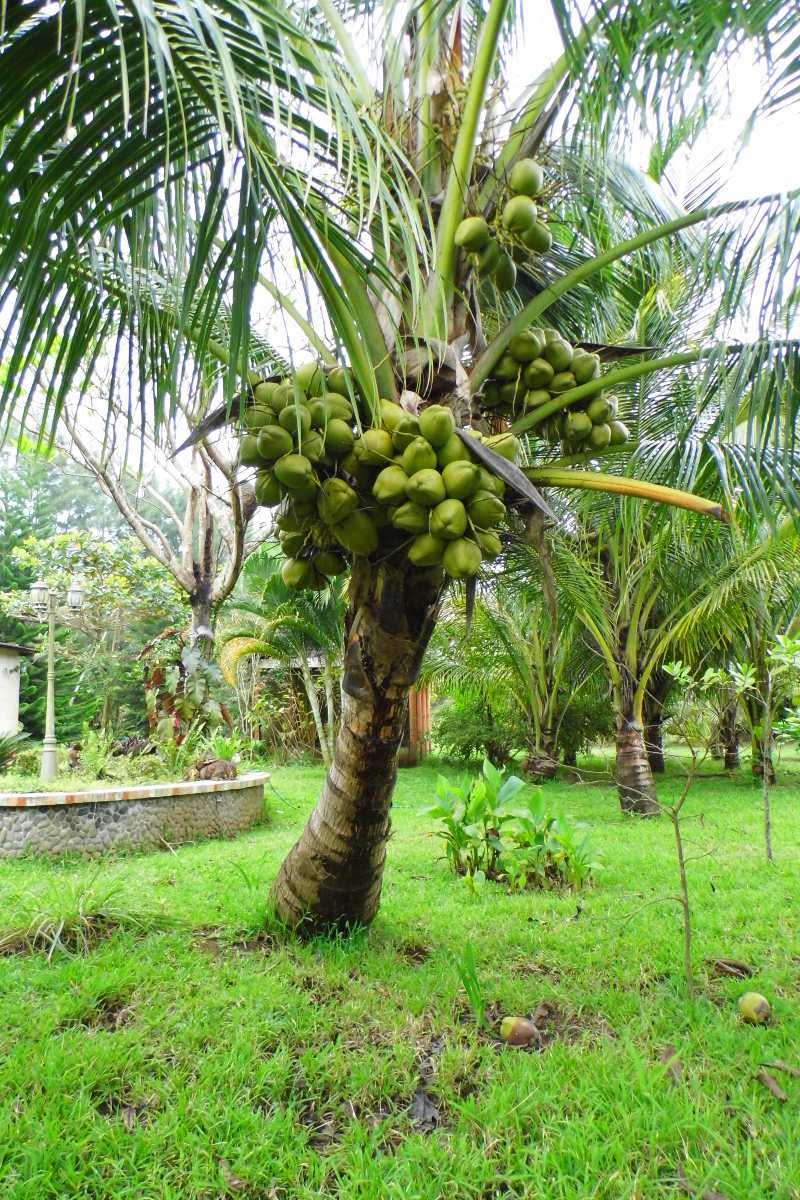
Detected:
left=0, top=730, right=30, bottom=772
left=455, top=940, right=486, bottom=1028
left=424, top=759, right=600, bottom=891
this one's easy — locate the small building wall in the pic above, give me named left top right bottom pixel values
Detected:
left=0, top=645, right=29, bottom=735
left=0, top=773, right=269, bottom=858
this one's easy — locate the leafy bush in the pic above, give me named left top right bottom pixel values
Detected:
left=431, top=695, right=518, bottom=765
left=557, top=692, right=615, bottom=762
left=424, top=759, right=600, bottom=892
left=0, top=731, right=30, bottom=771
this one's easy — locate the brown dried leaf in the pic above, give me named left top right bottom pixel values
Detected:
left=219, top=1159, right=249, bottom=1191
left=755, top=1070, right=788, bottom=1102
left=658, top=1043, right=684, bottom=1085
left=707, top=957, right=754, bottom=979
left=763, top=1059, right=800, bottom=1079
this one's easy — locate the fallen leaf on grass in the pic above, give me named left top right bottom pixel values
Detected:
left=219, top=1159, right=249, bottom=1190
left=763, top=1059, right=800, bottom=1079
left=755, top=1070, right=788, bottom=1102
left=408, top=1086, right=440, bottom=1131
left=707, top=957, right=753, bottom=979
left=658, top=1043, right=684, bottom=1085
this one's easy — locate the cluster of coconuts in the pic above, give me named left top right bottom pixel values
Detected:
left=454, top=158, right=552, bottom=293
left=238, top=362, right=517, bottom=590
left=480, top=325, right=631, bottom=455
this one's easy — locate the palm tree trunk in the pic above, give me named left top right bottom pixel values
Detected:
left=643, top=668, right=670, bottom=773
left=526, top=729, right=558, bottom=780
left=719, top=701, right=740, bottom=770
left=271, top=557, right=444, bottom=932
left=616, top=716, right=660, bottom=815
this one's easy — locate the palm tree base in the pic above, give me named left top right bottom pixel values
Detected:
left=616, top=721, right=660, bottom=816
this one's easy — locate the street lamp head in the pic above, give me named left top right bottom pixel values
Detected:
left=67, top=575, right=85, bottom=612
left=30, top=578, right=49, bottom=614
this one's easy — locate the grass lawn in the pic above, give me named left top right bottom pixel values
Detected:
left=1, top=758, right=799, bottom=1199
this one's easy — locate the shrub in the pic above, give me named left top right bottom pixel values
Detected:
left=431, top=695, right=518, bottom=765
left=424, top=759, right=600, bottom=892
left=0, top=731, right=30, bottom=772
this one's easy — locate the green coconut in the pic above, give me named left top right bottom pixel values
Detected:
left=443, top=537, right=482, bottom=579
left=468, top=490, right=507, bottom=528
left=295, top=360, right=325, bottom=396
left=477, top=467, right=505, bottom=498
left=340, top=450, right=375, bottom=489
left=480, top=382, right=504, bottom=410
left=437, top=433, right=471, bottom=466
left=282, top=558, right=314, bottom=590
left=524, top=388, right=551, bottom=410
left=333, top=511, right=379, bottom=556
left=298, top=431, right=325, bottom=462
left=317, top=477, right=359, bottom=525
left=356, top=428, right=395, bottom=465
left=485, top=432, right=519, bottom=462
left=509, top=158, right=544, bottom=197
left=565, top=411, right=592, bottom=440
left=243, top=405, right=273, bottom=431
left=240, top=435, right=265, bottom=467
left=326, top=366, right=351, bottom=394
left=373, top=464, right=409, bottom=506
left=522, top=221, right=553, bottom=254
left=494, top=353, right=522, bottom=382
left=550, top=371, right=577, bottom=394
left=277, top=405, right=312, bottom=438
left=313, top=550, right=347, bottom=577
left=442, top=460, right=480, bottom=500
left=430, top=498, right=467, bottom=541
left=474, top=528, right=503, bottom=559
left=476, top=237, right=502, bottom=276
left=391, top=501, right=430, bottom=534
left=401, top=437, right=438, bottom=476
left=256, top=425, right=294, bottom=462
left=608, top=419, right=630, bottom=446
left=572, top=350, right=602, bottom=384
left=418, top=405, right=455, bottom=448
left=378, top=399, right=406, bottom=432
left=543, top=338, right=573, bottom=372
left=392, top=416, right=421, bottom=452
left=588, top=423, right=612, bottom=450
left=494, top=251, right=517, bottom=292
left=508, top=330, right=545, bottom=363
left=587, top=395, right=614, bottom=423
left=274, top=453, right=314, bottom=492
left=254, top=471, right=281, bottom=507
left=272, top=382, right=293, bottom=409
left=454, top=216, right=490, bottom=251
left=738, top=992, right=771, bottom=1024
left=406, top=468, right=446, bottom=508
left=280, top=530, right=306, bottom=557
left=501, top=194, right=538, bottom=236
left=253, top=380, right=279, bottom=407
left=523, top=358, right=555, bottom=389
left=407, top=533, right=445, bottom=567
left=322, top=419, right=355, bottom=458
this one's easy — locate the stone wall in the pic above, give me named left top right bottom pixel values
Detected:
left=0, top=774, right=269, bottom=858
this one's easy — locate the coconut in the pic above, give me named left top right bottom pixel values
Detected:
left=274, top=453, right=314, bottom=492
left=499, top=1016, right=539, bottom=1046
left=326, top=366, right=351, bottom=394
left=738, top=992, right=771, bottom=1024
left=313, top=550, right=347, bottom=577
left=255, top=425, right=294, bottom=461
left=401, top=437, right=438, bottom=476
left=476, top=238, right=502, bottom=276
left=565, top=411, right=592, bottom=440
left=442, top=460, right=480, bottom=500
left=524, top=388, right=551, bottom=411
left=254, top=471, right=281, bottom=507
left=253, top=380, right=279, bottom=407
left=509, top=158, right=544, bottom=197
left=373, top=464, right=409, bottom=506
left=477, top=467, right=505, bottom=498
left=243, top=405, right=273, bottom=431
left=408, top=534, right=446, bottom=567
left=391, top=501, right=430, bottom=534
left=585, top=395, right=612, bottom=423
left=277, top=405, right=312, bottom=437
left=522, top=221, right=553, bottom=254
left=291, top=494, right=318, bottom=518
left=272, top=382, right=293, bottom=410
left=442, top=537, right=482, bottom=579
left=468, top=490, right=506, bottom=527
left=430, top=498, right=468, bottom=541
left=239, top=435, right=263, bottom=467
left=494, top=251, right=517, bottom=292
left=323, top=419, right=355, bottom=458
left=523, top=358, right=555, bottom=389
left=608, top=420, right=630, bottom=446
left=480, top=383, right=504, bottom=411
left=276, top=510, right=304, bottom=533
left=508, top=330, right=545, bottom=362
left=295, top=360, right=325, bottom=396
left=550, top=371, right=577, bottom=394
left=280, top=530, right=306, bottom=557
left=406, top=468, right=446, bottom=508
left=454, top=216, right=490, bottom=251
left=356, top=428, right=394, bottom=465
left=392, top=416, right=421, bottom=452
left=485, top=432, right=519, bottom=462
left=299, top=431, right=325, bottom=462
left=501, top=195, right=538, bottom=236
left=282, top=558, right=314, bottom=590
left=474, top=528, right=502, bottom=559
left=418, top=405, right=455, bottom=448
left=317, top=477, right=359, bottom=525
left=588, top=423, right=612, bottom=450
left=333, top=511, right=379, bottom=556
left=494, top=353, right=522, bottom=382
left=438, top=433, right=471, bottom=466
left=543, top=339, right=573, bottom=372
left=340, top=451, right=375, bottom=489
left=572, top=350, right=601, bottom=384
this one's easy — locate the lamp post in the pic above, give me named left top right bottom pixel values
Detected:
left=30, top=576, right=85, bottom=783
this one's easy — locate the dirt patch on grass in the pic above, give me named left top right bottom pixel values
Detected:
left=397, top=940, right=433, bottom=966
left=0, top=914, right=130, bottom=958
left=95, top=1090, right=159, bottom=1130
left=193, top=927, right=278, bottom=958
left=59, top=990, right=135, bottom=1032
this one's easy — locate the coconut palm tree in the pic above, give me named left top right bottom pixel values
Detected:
left=2, top=0, right=798, bottom=928
left=218, top=546, right=345, bottom=766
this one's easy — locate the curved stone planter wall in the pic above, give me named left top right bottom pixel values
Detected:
left=0, top=773, right=269, bottom=858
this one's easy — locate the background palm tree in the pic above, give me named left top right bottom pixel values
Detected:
left=1, top=0, right=798, bottom=928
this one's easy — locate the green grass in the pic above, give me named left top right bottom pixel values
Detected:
left=1, top=759, right=799, bottom=1199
